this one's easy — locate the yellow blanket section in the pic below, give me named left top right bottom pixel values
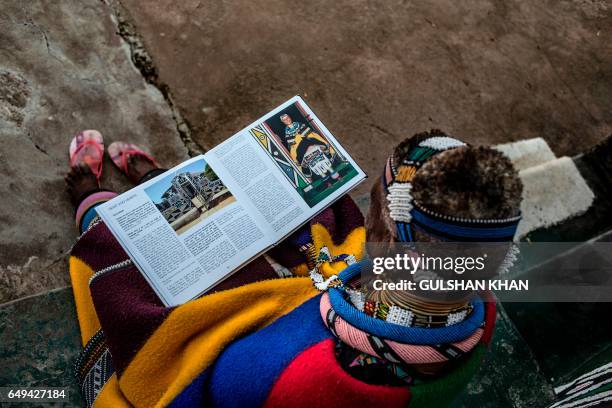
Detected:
left=71, top=222, right=366, bottom=408
left=69, top=256, right=101, bottom=346
left=121, top=278, right=318, bottom=407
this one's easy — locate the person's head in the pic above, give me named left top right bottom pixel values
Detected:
left=366, top=129, right=523, bottom=245
left=280, top=114, right=293, bottom=126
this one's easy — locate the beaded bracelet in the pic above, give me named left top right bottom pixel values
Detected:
left=321, top=292, right=484, bottom=365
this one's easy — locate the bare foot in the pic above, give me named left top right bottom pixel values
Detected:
left=65, top=164, right=99, bottom=205
left=125, top=154, right=158, bottom=184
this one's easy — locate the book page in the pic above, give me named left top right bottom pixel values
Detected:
left=96, top=155, right=271, bottom=306
left=97, top=96, right=365, bottom=306
left=206, top=96, right=366, bottom=241
left=204, top=132, right=307, bottom=239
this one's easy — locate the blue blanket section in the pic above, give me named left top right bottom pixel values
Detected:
left=167, top=369, right=211, bottom=408
left=207, top=294, right=331, bottom=408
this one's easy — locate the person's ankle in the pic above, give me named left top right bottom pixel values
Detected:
left=127, top=155, right=158, bottom=183
left=65, top=165, right=101, bottom=206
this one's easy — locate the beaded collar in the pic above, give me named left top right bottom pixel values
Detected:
left=345, top=288, right=473, bottom=328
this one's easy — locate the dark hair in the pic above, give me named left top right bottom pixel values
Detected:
left=412, top=145, right=522, bottom=219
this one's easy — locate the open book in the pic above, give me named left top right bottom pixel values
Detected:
left=97, top=96, right=366, bottom=306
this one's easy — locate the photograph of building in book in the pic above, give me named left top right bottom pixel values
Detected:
left=144, top=159, right=235, bottom=235
left=250, top=101, right=359, bottom=207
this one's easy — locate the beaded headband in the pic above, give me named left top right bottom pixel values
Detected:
left=382, top=135, right=521, bottom=242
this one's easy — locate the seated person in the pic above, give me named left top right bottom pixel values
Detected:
left=280, top=113, right=341, bottom=184
left=66, top=129, right=521, bottom=407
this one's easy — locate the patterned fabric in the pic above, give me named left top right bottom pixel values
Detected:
left=69, top=195, right=366, bottom=407
left=74, top=330, right=115, bottom=408
left=68, top=192, right=494, bottom=407
left=551, top=362, right=612, bottom=408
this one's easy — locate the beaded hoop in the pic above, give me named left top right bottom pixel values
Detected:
left=337, top=262, right=479, bottom=329
left=327, top=285, right=485, bottom=345
left=321, top=292, right=484, bottom=365
left=346, top=288, right=473, bottom=328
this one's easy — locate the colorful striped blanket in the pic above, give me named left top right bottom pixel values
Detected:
left=69, top=195, right=493, bottom=407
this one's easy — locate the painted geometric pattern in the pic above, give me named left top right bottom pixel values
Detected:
left=250, top=125, right=310, bottom=187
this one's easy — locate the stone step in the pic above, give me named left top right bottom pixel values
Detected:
left=495, top=137, right=557, bottom=171
left=524, top=135, right=612, bottom=242
left=495, top=136, right=599, bottom=240
left=0, top=287, right=82, bottom=406
left=515, top=156, right=594, bottom=239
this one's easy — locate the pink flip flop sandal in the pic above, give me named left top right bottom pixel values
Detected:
left=69, top=130, right=105, bottom=184
left=108, top=141, right=159, bottom=182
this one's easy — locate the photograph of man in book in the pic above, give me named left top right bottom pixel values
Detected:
left=252, top=101, right=359, bottom=207
left=280, top=113, right=340, bottom=187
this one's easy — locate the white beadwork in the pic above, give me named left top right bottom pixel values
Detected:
left=347, top=289, right=366, bottom=311
left=497, top=244, right=520, bottom=275
left=419, top=136, right=466, bottom=151
left=386, top=305, right=414, bottom=327
left=446, top=310, right=468, bottom=326
left=318, top=246, right=332, bottom=261
left=309, top=268, right=339, bottom=291
left=344, top=254, right=357, bottom=265
left=387, top=183, right=413, bottom=223
left=413, top=200, right=522, bottom=224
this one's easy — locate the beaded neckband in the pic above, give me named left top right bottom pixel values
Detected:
left=320, top=292, right=485, bottom=365
left=328, top=284, right=485, bottom=345
left=325, top=262, right=486, bottom=344
left=346, top=288, right=474, bottom=328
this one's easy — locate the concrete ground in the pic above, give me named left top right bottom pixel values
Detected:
left=1, top=0, right=611, bottom=304
left=117, top=0, right=612, bottom=193
left=0, top=0, right=189, bottom=303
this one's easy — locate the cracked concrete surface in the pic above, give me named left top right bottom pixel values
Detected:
left=0, top=0, right=189, bottom=303
left=0, top=3, right=610, bottom=404
left=1, top=0, right=611, bottom=304
left=116, top=0, right=612, bottom=198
